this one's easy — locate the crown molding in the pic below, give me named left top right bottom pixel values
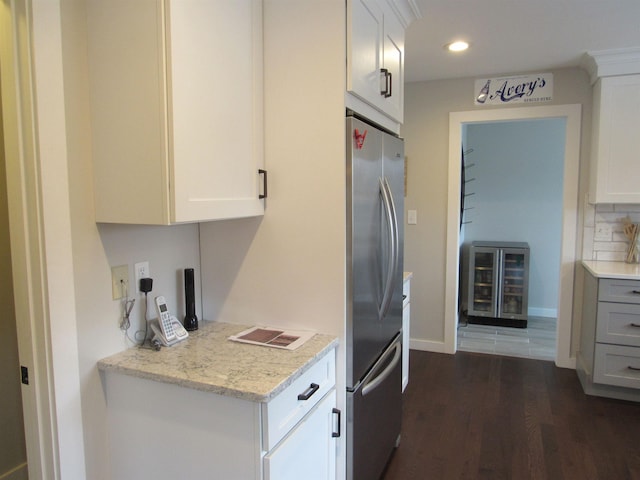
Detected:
left=386, top=0, right=422, bottom=29
left=581, top=46, right=640, bottom=84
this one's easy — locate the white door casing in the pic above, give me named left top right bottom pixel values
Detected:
left=446, top=104, right=581, bottom=369
left=1, top=0, right=86, bottom=478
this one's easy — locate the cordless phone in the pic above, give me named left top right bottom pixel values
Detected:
left=151, top=295, right=188, bottom=346
left=155, top=295, right=176, bottom=341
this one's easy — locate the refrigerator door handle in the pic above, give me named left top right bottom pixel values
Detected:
left=362, top=340, right=401, bottom=397
left=379, top=177, right=399, bottom=320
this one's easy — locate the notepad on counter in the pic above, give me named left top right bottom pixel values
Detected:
left=228, top=326, right=314, bottom=350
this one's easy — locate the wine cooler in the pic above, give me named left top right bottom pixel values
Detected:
left=466, top=241, right=530, bottom=327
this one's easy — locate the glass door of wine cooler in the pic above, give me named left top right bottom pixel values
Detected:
left=467, top=247, right=499, bottom=318
left=498, top=248, right=529, bottom=320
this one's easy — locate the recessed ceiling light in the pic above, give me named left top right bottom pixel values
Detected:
left=446, top=41, right=470, bottom=53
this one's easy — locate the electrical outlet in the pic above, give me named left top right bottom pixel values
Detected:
left=111, top=265, right=129, bottom=300
left=134, top=261, right=150, bottom=293
left=594, top=223, right=612, bottom=242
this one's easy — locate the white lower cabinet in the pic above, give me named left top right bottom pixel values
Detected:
left=264, top=390, right=337, bottom=480
left=103, top=349, right=338, bottom=479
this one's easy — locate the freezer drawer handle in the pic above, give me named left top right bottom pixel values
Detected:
left=627, top=366, right=640, bottom=372
left=331, top=408, right=341, bottom=438
left=632, top=290, right=640, bottom=295
left=297, top=383, right=320, bottom=401
left=258, top=169, right=268, bottom=199
left=362, top=341, right=401, bottom=397
left=631, top=323, right=640, bottom=328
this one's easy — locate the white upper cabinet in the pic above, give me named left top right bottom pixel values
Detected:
left=590, top=74, right=640, bottom=204
left=87, top=0, right=264, bottom=224
left=347, top=0, right=407, bottom=124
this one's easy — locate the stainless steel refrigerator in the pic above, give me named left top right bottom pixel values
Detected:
left=346, top=115, right=404, bottom=480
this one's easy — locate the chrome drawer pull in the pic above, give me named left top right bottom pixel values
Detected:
left=627, top=366, right=640, bottom=372
left=297, top=383, right=320, bottom=401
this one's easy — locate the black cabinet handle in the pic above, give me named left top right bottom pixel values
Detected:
left=628, top=366, right=640, bottom=371
left=380, top=68, right=392, bottom=97
left=386, top=70, right=393, bottom=98
left=258, top=169, right=267, bottom=199
left=297, top=383, right=319, bottom=401
left=332, top=408, right=341, bottom=438
left=632, top=290, right=640, bottom=295
left=630, top=323, right=640, bottom=328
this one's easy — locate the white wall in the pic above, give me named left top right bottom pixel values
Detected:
left=403, top=68, right=593, bottom=346
left=464, top=119, right=565, bottom=316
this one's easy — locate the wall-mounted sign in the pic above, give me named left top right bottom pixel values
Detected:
left=474, top=73, right=553, bottom=106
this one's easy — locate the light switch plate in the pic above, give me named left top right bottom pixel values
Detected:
left=111, top=265, right=129, bottom=300
left=408, top=210, right=417, bottom=225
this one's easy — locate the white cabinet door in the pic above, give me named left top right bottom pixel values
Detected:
left=168, top=0, right=264, bottom=223
left=589, top=74, right=640, bottom=203
left=347, top=0, right=405, bottom=123
left=348, top=0, right=384, bottom=107
left=87, top=0, right=264, bottom=224
left=381, top=5, right=404, bottom=121
left=264, top=390, right=337, bottom=480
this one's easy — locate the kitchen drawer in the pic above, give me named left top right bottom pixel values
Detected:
left=598, top=278, right=640, bottom=304
left=596, top=302, right=640, bottom=347
left=263, top=389, right=337, bottom=480
left=594, top=343, right=640, bottom=389
left=261, top=349, right=336, bottom=451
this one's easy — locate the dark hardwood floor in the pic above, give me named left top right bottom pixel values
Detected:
left=382, top=350, right=640, bottom=480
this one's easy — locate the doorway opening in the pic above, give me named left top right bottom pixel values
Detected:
left=444, top=105, right=581, bottom=369
left=457, top=118, right=565, bottom=361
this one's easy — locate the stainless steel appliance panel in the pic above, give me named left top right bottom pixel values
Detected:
left=346, top=116, right=404, bottom=388
left=347, top=334, right=402, bottom=480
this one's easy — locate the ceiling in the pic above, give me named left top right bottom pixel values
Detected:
left=405, top=0, right=640, bottom=83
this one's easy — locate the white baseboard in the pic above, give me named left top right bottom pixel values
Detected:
left=409, top=338, right=449, bottom=353
left=528, top=307, right=557, bottom=318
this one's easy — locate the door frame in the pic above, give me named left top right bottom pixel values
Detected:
left=444, top=104, right=581, bottom=369
left=1, top=1, right=86, bottom=478
left=1, top=1, right=56, bottom=477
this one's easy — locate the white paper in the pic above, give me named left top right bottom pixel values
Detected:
left=228, top=326, right=315, bottom=350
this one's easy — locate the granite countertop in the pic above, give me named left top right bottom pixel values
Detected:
left=98, top=321, right=338, bottom=403
left=582, top=260, right=640, bottom=280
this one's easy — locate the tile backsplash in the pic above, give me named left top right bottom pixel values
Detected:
left=583, top=200, right=640, bottom=261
